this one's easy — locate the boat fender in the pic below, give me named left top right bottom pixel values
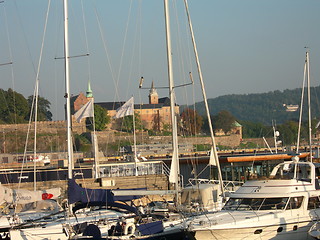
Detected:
left=124, top=223, right=136, bottom=235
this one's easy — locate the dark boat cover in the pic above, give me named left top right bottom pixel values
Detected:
left=68, top=179, right=143, bottom=214
left=137, top=221, right=164, bottom=235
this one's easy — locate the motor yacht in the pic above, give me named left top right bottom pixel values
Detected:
left=188, top=156, right=320, bottom=240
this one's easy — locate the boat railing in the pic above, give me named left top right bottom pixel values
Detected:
left=247, top=205, right=260, bottom=221
left=161, top=162, right=184, bottom=190
left=161, top=162, right=171, bottom=177
left=99, top=161, right=166, bottom=178
left=225, top=210, right=237, bottom=225
left=223, top=204, right=261, bottom=225
left=223, top=180, right=244, bottom=192
left=187, top=178, right=243, bottom=192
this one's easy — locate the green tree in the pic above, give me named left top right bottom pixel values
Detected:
left=277, top=119, right=318, bottom=145
left=114, top=112, right=143, bottom=132
left=239, top=120, right=272, bottom=138
left=193, top=87, right=320, bottom=125
left=180, top=108, right=203, bottom=135
left=27, top=95, right=53, bottom=121
left=86, top=104, right=110, bottom=131
left=0, top=88, right=29, bottom=123
left=212, top=110, right=236, bottom=134
left=277, top=120, right=299, bottom=145
left=123, top=112, right=143, bottom=132
left=74, top=133, right=91, bottom=153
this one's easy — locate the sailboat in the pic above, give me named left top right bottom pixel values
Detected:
left=70, top=0, right=195, bottom=238
left=8, top=0, right=193, bottom=239
left=0, top=4, right=62, bottom=235
left=0, top=102, right=62, bottom=233
left=9, top=0, right=231, bottom=238
left=187, top=50, right=319, bottom=240
left=65, top=0, right=197, bottom=238
left=8, top=0, right=135, bottom=239
left=0, top=184, right=61, bottom=234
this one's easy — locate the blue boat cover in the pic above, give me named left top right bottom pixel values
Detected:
left=137, top=221, right=164, bottom=235
left=68, top=179, right=144, bottom=213
left=68, top=179, right=114, bottom=204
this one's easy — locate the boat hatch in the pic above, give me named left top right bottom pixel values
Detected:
left=223, top=196, right=303, bottom=211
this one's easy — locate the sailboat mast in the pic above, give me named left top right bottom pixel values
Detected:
left=132, top=99, right=138, bottom=176
left=63, top=0, right=73, bottom=179
left=183, top=0, right=225, bottom=198
left=306, top=50, right=312, bottom=162
left=164, top=0, right=181, bottom=200
left=33, top=81, right=39, bottom=191
left=296, top=57, right=307, bottom=153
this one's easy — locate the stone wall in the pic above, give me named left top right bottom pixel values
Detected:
left=0, top=121, right=241, bottom=156
left=0, top=120, right=86, bottom=134
left=95, top=130, right=241, bottom=148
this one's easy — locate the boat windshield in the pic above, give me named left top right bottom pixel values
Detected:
left=272, top=163, right=311, bottom=181
left=223, top=197, right=290, bottom=211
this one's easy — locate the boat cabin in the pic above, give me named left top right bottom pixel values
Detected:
left=222, top=196, right=304, bottom=211
left=222, top=160, right=320, bottom=213
left=270, top=160, right=320, bottom=186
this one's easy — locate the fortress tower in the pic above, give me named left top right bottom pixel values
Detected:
left=86, top=80, right=93, bottom=99
left=148, top=81, right=158, bottom=104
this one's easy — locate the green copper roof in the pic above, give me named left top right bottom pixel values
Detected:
left=233, top=121, right=242, bottom=127
left=86, top=80, right=93, bottom=98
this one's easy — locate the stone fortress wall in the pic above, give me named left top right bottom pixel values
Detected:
left=0, top=119, right=85, bottom=134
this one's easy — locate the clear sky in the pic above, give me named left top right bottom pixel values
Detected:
left=1, top=0, right=320, bottom=120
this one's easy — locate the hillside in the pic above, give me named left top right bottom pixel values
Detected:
left=193, top=86, right=320, bottom=125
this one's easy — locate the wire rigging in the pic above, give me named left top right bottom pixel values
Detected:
left=92, top=2, right=119, bottom=106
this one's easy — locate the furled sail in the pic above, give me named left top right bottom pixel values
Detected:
left=0, top=183, right=61, bottom=205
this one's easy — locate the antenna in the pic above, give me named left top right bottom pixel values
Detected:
left=139, top=76, right=144, bottom=88
left=189, top=72, right=194, bottom=84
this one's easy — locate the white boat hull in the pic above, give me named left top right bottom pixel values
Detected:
left=194, top=221, right=314, bottom=240
left=10, top=227, right=66, bottom=240
left=9, top=209, right=125, bottom=240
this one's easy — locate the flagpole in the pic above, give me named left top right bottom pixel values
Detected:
left=92, top=100, right=99, bottom=179
left=132, top=97, right=138, bottom=176
left=113, top=97, right=137, bottom=175
left=73, top=99, right=97, bottom=177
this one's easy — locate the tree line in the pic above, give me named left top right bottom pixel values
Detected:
left=180, top=107, right=316, bottom=146
left=0, top=88, right=52, bottom=124
left=2, top=87, right=316, bottom=147
left=193, top=86, right=320, bottom=125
